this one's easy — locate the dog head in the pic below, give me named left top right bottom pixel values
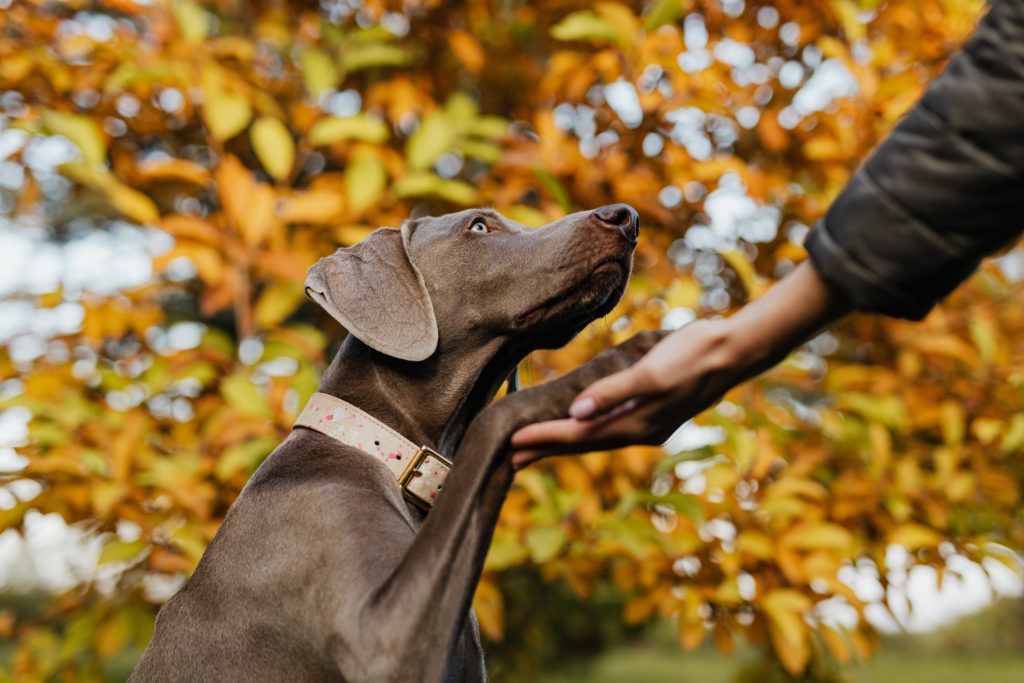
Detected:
left=305, top=205, right=639, bottom=361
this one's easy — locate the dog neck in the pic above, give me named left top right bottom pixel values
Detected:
left=316, top=335, right=519, bottom=458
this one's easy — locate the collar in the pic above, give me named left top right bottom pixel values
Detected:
left=294, top=392, right=452, bottom=510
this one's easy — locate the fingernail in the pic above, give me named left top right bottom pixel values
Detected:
left=569, top=397, right=597, bottom=419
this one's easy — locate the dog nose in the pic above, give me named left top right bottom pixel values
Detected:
left=594, top=203, right=640, bottom=243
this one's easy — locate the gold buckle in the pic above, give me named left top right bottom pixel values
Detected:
left=398, top=445, right=452, bottom=509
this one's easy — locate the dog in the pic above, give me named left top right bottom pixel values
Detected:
left=130, top=205, right=665, bottom=682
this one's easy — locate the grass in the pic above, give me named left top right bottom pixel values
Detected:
left=541, top=647, right=1024, bottom=683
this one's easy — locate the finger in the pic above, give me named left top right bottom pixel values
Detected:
left=568, top=365, right=657, bottom=419
left=510, top=418, right=591, bottom=448
left=511, top=450, right=540, bottom=469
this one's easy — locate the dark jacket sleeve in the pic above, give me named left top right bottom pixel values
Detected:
left=805, top=0, right=1024, bottom=320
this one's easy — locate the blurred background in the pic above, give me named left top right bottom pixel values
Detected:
left=1, top=0, right=1022, bottom=681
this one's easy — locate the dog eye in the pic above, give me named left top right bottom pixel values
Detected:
left=469, top=221, right=489, bottom=234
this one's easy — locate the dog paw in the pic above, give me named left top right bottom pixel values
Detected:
left=483, top=330, right=670, bottom=430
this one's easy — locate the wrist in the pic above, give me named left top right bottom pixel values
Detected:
left=714, top=260, right=851, bottom=377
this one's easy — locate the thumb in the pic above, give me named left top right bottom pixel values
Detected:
left=568, top=365, right=656, bottom=420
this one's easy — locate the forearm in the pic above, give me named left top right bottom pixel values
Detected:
left=717, top=259, right=852, bottom=378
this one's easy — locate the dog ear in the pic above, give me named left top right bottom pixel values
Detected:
left=305, top=224, right=438, bottom=361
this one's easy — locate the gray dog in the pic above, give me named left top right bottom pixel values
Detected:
left=130, top=205, right=665, bottom=682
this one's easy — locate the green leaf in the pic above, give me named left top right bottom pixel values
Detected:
left=215, top=437, right=278, bottom=480
left=504, top=205, right=549, bottom=227
left=341, top=43, right=410, bottom=72
left=1001, top=414, right=1024, bottom=452
left=533, top=164, right=571, bottom=212
left=484, top=532, right=530, bottom=571
left=392, top=172, right=478, bottom=205
left=644, top=0, right=686, bottom=31
left=308, top=114, right=390, bottom=145
left=837, top=393, right=910, bottom=433
left=58, top=161, right=159, bottom=223
left=467, top=115, right=509, bottom=140
left=220, top=373, right=270, bottom=418
left=457, top=139, right=502, bottom=164
left=651, top=446, right=716, bottom=479
left=345, top=148, right=387, bottom=215
left=617, top=491, right=703, bottom=522
left=291, top=364, right=320, bottom=408
left=434, top=178, right=478, bottom=205
left=299, top=48, right=340, bottom=98
left=550, top=11, right=619, bottom=44
left=99, top=539, right=148, bottom=565
left=405, top=111, right=456, bottom=170
left=525, top=526, right=567, bottom=563
left=443, top=92, right=479, bottom=133
left=203, top=92, right=252, bottom=141
left=250, top=116, right=295, bottom=182
left=41, top=109, right=106, bottom=166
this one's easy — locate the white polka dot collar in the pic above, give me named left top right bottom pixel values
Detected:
left=294, top=392, right=451, bottom=510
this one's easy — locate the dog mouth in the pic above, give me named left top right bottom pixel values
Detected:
left=513, top=255, right=631, bottom=329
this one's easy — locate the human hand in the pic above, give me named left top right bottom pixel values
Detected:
left=509, top=319, right=748, bottom=467
left=510, top=260, right=851, bottom=468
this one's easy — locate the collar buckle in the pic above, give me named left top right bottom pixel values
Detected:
left=398, top=445, right=452, bottom=510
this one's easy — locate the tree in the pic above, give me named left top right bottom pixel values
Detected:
left=1, top=0, right=1020, bottom=680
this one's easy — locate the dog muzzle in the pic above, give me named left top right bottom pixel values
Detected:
left=294, top=392, right=452, bottom=510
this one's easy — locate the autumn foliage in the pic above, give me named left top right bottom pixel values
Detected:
left=2, top=0, right=1021, bottom=680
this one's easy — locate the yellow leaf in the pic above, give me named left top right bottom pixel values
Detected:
left=216, top=156, right=278, bottom=247
left=971, top=417, right=1003, bottom=445
left=940, top=400, right=965, bottom=445
left=968, top=315, right=999, bottom=365
left=107, top=183, right=160, bottom=224
left=888, top=523, right=943, bottom=549
left=203, top=92, right=252, bottom=141
left=720, top=249, right=766, bottom=297
left=255, top=281, right=305, bottom=328
left=308, top=115, right=390, bottom=145
left=449, top=30, right=485, bottom=73
left=41, top=109, right=106, bottom=166
left=250, top=116, right=295, bottom=182
left=804, top=135, right=842, bottom=160
left=830, top=0, right=866, bottom=42
left=678, top=590, right=706, bottom=650
left=161, top=215, right=223, bottom=245
left=299, top=48, right=340, bottom=98
left=472, top=578, right=505, bottom=641
left=737, top=530, right=774, bottom=560
left=334, top=225, right=376, bottom=246
left=171, top=0, right=210, bottom=42
left=345, top=148, right=387, bottom=215
left=781, top=522, right=853, bottom=552
left=665, top=278, right=701, bottom=309
left=277, top=190, right=345, bottom=224
left=524, top=526, right=567, bottom=563
left=762, top=589, right=812, bottom=675
left=137, top=158, right=210, bottom=185
left=550, top=11, right=619, bottom=44
left=821, top=625, right=852, bottom=664
left=596, top=2, right=642, bottom=43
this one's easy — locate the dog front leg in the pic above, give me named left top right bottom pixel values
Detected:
left=348, top=331, right=666, bottom=682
